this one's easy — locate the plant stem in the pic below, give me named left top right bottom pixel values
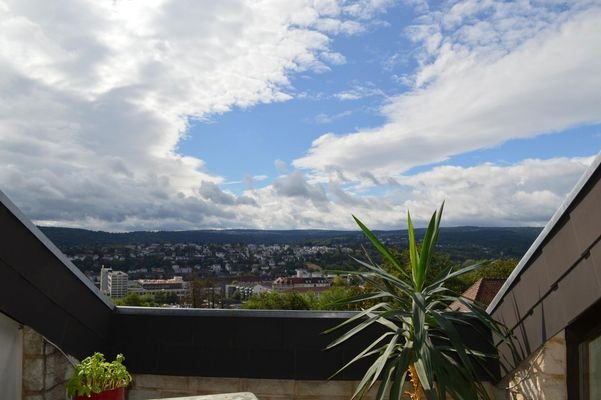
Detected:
left=408, top=364, right=426, bottom=400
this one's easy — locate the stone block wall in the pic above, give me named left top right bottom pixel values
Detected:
left=495, top=330, right=567, bottom=400
left=22, top=326, right=75, bottom=400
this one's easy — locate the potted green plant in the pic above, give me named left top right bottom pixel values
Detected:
left=66, top=352, right=132, bottom=400
left=327, top=204, right=509, bottom=400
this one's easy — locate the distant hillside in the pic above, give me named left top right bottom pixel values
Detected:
left=39, top=226, right=542, bottom=260
left=39, top=227, right=366, bottom=246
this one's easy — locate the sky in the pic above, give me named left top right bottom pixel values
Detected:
left=0, top=0, right=600, bottom=231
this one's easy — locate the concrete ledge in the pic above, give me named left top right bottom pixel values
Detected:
left=129, top=374, right=420, bottom=400
left=151, top=393, right=258, bottom=400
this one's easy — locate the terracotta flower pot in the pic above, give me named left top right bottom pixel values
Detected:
left=75, top=387, right=125, bottom=400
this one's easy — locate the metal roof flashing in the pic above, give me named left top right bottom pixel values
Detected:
left=0, top=190, right=114, bottom=310
left=116, top=305, right=357, bottom=319
left=486, top=152, right=601, bottom=314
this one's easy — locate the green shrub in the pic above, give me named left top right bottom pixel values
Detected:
left=66, top=352, right=132, bottom=397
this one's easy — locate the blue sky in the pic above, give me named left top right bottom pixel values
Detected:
left=181, top=2, right=418, bottom=190
left=181, top=0, right=599, bottom=195
left=405, top=126, right=601, bottom=175
left=0, top=0, right=600, bottom=230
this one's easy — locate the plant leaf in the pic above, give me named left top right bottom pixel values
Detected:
left=353, top=215, right=410, bottom=279
left=407, top=210, right=420, bottom=287
left=416, top=210, right=437, bottom=290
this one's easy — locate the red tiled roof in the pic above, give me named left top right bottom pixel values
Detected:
left=273, top=277, right=328, bottom=285
left=449, top=278, right=506, bottom=312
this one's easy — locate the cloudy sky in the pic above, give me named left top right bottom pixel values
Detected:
left=1, top=0, right=600, bottom=231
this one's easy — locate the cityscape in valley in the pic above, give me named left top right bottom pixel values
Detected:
left=43, top=226, right=540, bottom=309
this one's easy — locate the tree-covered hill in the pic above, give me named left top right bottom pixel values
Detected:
left=39, top=226, right=541, bottom=260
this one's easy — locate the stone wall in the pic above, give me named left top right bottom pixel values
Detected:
left=495, top=330, right=567, bottom=400
left=0, top=311, right=23, bottom=399
left=22, top=326, right=75, bottom=400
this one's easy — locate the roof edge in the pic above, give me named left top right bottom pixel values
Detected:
left=0, top=190, right=114, bottom=310
left=487, top=152, right=601, bottom=313
left=115, top=305, right=357, bottom=319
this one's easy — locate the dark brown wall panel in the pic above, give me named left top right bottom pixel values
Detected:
left=570, top=178, right=601, bottom=252
left=588, top=240, right=601, bottom=287
left=511, top=266, right=543, bottom=315
left=0, top=202, right=113, bottom=358
left=540, top=287, right=568, bottom=341
left=519, top=305, right=544, bottom=355
left=491, top=166, right=601, bottom=381
left=0, top=206, right=112, bottom=335
left=557, top=257, right=601, bottom=325
left=0, top=259, right=110, bottom=357
left=541, top=218, right=580, bottom=285
left=493, top=293, right=521, bottom=333
left=524, top=256, right=553, bottom=295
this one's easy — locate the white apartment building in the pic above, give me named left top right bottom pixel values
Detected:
left=108, top=270, right=128, bottom=298
left=100, top=266, right=111, bottom=296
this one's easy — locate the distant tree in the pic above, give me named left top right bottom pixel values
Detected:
left=153, top=291, right=180, bottom=305
left=113, top=292, right=157, bottom=307
left=241, top=287, right=374, bottom=311
left=457, top=258, right=517, bottom=289
left=305, top=262, right=321, bottom=272
left=189, top=279, right=222, bottom=308
left=242, top=291, right=311, bottom=310
left=311, top=286, right=368, bottom=311
left=331, top=275, right=346, bottom=287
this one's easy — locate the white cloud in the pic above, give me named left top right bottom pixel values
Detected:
left=0, top=0, right=596, bottom=231
left=272, top=171, right=328, bottom=206
left=0, top=0, right=380, bottom=230
left=253, top=175, right=269, bottom=182
left=394, top=156, right=595, bottom=226
left=334, top=83, right=386, bottom=101
left=10, top=155, right=594, bottom=230
left=236, top=157, right=594, bottom=230
left=343, top=0, right=397, bottom=20
left=274, top=159, right=288, bottom=174
left=320, top=51, right=347, bottom=65
left=294, top=2, right=601, bottom=183
left=243, top=174, right=269, bottom=191
left=314, top=110, right=352, bottom=124
left=314, top=18, right=365, bottom=35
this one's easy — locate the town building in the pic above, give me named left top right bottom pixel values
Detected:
left=272, top=276, right=330, bottom=293
left=136, top=276, right=188, bottom=299
left=107, top=270, right=128, bottom=298
left=225, top=283, right=271, bottom=300
left=449, top=278, right=505, bottom=312
left=99, top=265, right=111, bottom=295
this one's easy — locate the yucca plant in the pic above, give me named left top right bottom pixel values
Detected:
left=326, top=204, right=505, bottom=400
